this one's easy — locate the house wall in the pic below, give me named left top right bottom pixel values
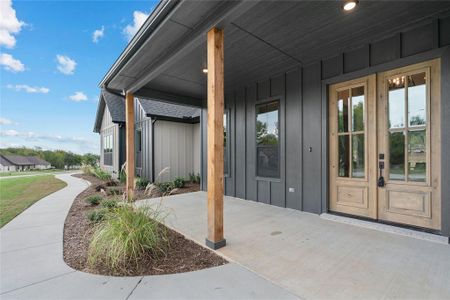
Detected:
left=153, top=120, right=199, bottom=182
left=135, top=100, right=153, bottom=181
left=99, top=105, right=120, bottom=178
left=200, top=17, right=450, bottom=236
left=0, top=165, right=17, bottom=172
left=193, top=123, right=201, bottom=176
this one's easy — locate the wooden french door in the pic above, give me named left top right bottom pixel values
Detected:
left=329, top=59, right=441, bottom=230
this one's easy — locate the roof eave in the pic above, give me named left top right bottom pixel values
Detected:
left=98, top=0, right=178, bottom=90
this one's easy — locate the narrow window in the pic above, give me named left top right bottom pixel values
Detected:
left=256, top=101, right=280, bottom=178
left=103, top=133, right=113, bottom=166
left=136, top=129, right=142, bottom=168
left=223, top=111, right=230, bottom=176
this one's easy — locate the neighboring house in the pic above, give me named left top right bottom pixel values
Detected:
left=0, top=156, right=16, bottom=172
left=99, top=1, right=450, bottom=242
left=93, top=90, right=201, bottom=182
left=135, top=98, right=200, bottom=182
left=0, top=155, right=51, bottom=172
left=93, top=90, right=126, bottom=179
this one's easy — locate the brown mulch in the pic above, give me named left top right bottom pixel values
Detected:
left=63, top=174, right=226, bottom=276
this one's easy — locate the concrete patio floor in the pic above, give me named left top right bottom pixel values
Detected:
left=0, top=174, right=298, bottom=300
left=138, top=192, right=450, bottom=300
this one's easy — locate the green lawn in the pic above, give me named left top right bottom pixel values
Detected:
left=0, top=169, right=65, bottom=177
left=0, top=175, right=67, bottom=227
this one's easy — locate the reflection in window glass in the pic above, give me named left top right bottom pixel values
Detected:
left=256, top=101, right=279, bottom=178
left=408, top=130, right=426, bottom=182
left=388, top=77, right=405, bottom=129
left=338, top=135, right=349, bottom=177
left=408, top=73, right=426, bottom=127
left=352, top=134, right=364, bottom=178
left=338, top=90, right=349, bottom=133
left=352, top=86, right=365, bottom=132
left=389, top=131, right=405, bottom=180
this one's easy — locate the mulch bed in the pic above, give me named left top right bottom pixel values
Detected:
left=63, top=174, right=227, bottom=276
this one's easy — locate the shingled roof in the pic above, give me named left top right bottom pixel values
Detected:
left=93, top=90, right=126, bottom=133
left=138, top=98, right=200, bottom=120
left=0, top=155, right=51, bottom=166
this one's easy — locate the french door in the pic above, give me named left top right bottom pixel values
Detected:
left=329, top=59, right=441, bottom=230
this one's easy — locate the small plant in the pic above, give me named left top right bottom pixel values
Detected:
left=82, top=165, right=95, bottom=176
left=155, top=182, right=174, bottom=194
left=190, top=173, right=200, bottom=184
left=101, top=198, right=118, bottom=209
left=86, top=195, right=103, bottom=206
left=88, top=209, right=107, bottom=223
left=87, top=204, right=169, bottom=273
left=107, top=188, right=121, bottom=196
left=119, top=163, right=126, bottom=184
left=93, top=167, right=112, bottom=181
left=173, top=177, right=185, bottom=188
left=136, top=177, right=149, bottom=190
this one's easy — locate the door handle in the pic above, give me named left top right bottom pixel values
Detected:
left=378, top=160, right=385, bottom=187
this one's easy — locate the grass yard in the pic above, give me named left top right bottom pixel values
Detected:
left=0, top=169, right=65, bottom=177
left=0, top=175, right=67, bottom=227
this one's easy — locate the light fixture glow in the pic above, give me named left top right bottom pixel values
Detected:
left=202, top=68, right=208, bottom=73
left=343, top=0, right=357, bottom=11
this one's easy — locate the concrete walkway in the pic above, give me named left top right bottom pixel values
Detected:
left=0, top=174, right=298, bottom=300
left=138, top=192, right=450, bottom=300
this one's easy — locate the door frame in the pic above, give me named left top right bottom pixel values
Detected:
left=327, top=58, right=441, bottom=231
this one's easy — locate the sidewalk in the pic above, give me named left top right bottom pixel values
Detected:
left=0, top=173, right=298, bottom=300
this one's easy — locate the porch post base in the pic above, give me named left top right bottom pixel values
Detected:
left=205, top=238, right=226, bottom=250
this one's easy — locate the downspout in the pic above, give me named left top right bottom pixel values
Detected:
left=151, top=118, right=157, bottom=183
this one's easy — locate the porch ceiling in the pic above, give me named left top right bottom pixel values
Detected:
left=105, top=0, right=450, bottom=104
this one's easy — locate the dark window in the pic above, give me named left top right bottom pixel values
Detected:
left=256, top=101, right=280, bottom=178
left=103, top=134, right=113, bottom=166
left=136, top=129, right=142, bottom=168
left=224, top=111, right=230, bottom=176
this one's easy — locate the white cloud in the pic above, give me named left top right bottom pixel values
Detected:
left=6, top=84, right=49, bottom=94
left=123, top=11, right=148, bottom=41
left=69, top=91, right=88, bottom=102
left=0, top=129, right=99, bottom=154
left=0, top=117, right=14, bottom=125
left=0, top=53, right=25, bottom=72
left=56, top=54, right=76, bottom=75
left=0, top=0, right=25, bottom=48
left=92, top=26, right=104, bottom=43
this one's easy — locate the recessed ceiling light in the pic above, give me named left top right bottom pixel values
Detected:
left=202, top=68, right=208, bottom=73
left=343, top=0, right=358, bottom=11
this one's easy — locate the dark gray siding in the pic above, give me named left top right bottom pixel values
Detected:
left=199, top=16, right=450, bottom=236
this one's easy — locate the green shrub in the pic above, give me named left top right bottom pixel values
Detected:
left=101, top=198, right=118, bottom=209
left=107, top=188, right=121, bottom=196
left=87, top=205, right=169, bottom=273
left=136, top=177, right=149, bottom=190
left=93, top=167, right=112, bottom=181
left=88, top=209, right=107, bottom=223
left=173, top=177, right=185, bottom=188
left=86, top=195, right=103, bottom=206
left=119, top=169, right=126, bottom=184
left=82, top=165, right=95, bottom=176
left=155, top=182, right=174, bottom=194
left=188, top=173, right=196, bottom=183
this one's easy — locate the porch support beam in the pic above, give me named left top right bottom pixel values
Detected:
left=125, top=91, right=135, bottom=200
left=206, top=27, right=226, bottom=250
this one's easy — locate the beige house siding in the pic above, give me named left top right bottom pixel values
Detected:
left=193, top=122, right=201, bottom=175
left=153, top=120, right=201, bottom=182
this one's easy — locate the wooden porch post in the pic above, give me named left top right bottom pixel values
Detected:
left=125, top=91, right=135, bottom=200
left=206, top=27, right=226, bottom=249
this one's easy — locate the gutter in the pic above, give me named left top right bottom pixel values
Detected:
left=99, top=0, right=179, bottom=89
left=151, top=118, right=157, bottom=183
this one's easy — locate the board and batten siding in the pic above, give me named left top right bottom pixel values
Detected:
left=135, top=100, right=153, bottom=181
left=100, top=105, right=121, bottom=178
left=200, top=17, right=450, bottom=237
left=134, top=99, right=201, bottom=182
left=153, top=120, right=199, bottom=182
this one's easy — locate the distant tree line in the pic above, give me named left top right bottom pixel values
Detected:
left=0, top=147, right=99, bottom=170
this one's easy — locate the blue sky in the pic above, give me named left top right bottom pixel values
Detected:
left=0, top=0, right=159, bottom=154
